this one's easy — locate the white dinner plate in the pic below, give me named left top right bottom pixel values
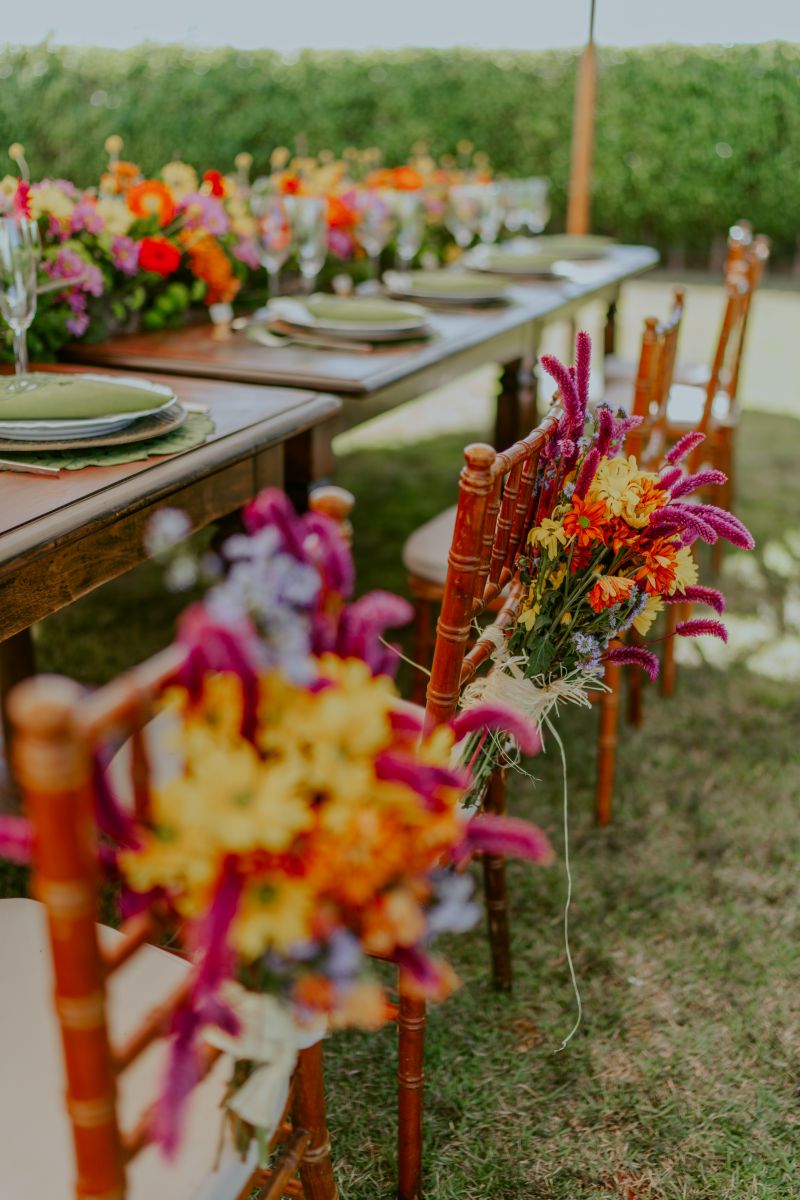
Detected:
left=0, top=375, right=177, bottom=442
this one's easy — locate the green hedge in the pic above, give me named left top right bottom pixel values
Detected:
left=2, top=42, right=799, bottom=261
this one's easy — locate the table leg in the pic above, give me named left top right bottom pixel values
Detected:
left=604, top=289, right=620, bottom=357
left=284, top=422, right=337, bottom=513
left=494, top=356, right=538, bottom=449
left=0, top=628, right=36, bottom=807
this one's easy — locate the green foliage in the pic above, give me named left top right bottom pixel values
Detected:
left=1, top=42, right=799, bottom=260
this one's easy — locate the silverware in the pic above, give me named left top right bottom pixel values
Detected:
left=243, top=324, right=375, bottom=354
left=0, top=457, right=61, bottom=476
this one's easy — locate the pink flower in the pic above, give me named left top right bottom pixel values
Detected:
left=327, top=228, right=355, bottom=259
left=574, top=447, right=601, bottom=500
left=665, top=430, right=705, bottom=466
left=676, top=618, right=728, bottom=642
left=177, top=192, right=229, bottom=236
left=0, top=815, right=33, bottom=864
left=335, top=590, right=413, bottom=676
left=460, top=813, right=554, bottom=864
left=110, top=234, right=140, bottom=276
left=664, top=585, right=725, bottom=614
left=66, top=310, right=90, bottom=338
left=233, top=237, right=261, bottom=270
left=669, top=469, right=727, bottom=500
left=605, top=644, right=660, bottom=681
left=450, top=702, right=541, bottom=757
left=70, top=200, right=104, bottom=236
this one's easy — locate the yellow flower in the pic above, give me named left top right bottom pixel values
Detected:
left=234, top=878, right=315, bottom=957
left=546, top=562, right=567, bottom=591
left=561, top=612, right=573, bottom=625
left=671, top=545, right=699, bottom=595
left=161, top=160, right=198, bottom=200
left=528, top=517, right=567, bottom=557
left=96, top=196, right=133, bottom=236
left=588, top=455, right=666, bottom=529
left=518, top=601, right=541, bottom=631
left=29, top=183, right=74, bottom=223
left=633, top=594, right=664, bottom=635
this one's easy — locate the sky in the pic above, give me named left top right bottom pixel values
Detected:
left=4, top=0, right=800, bottom=52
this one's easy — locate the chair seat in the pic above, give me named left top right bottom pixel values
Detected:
left=604, top=354, right=709, bottom=388
left=402, top=505, right=457, bottom=587
left=598, top=380, right=731, bottom=429
left=0, top=898, right=257, bottom=1200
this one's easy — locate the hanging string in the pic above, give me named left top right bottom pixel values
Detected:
left=377, top=635, right=431, bottom=678
left=544, top=712, right=582, bottom=1052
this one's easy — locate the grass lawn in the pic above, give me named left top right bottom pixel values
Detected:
left=2, top=303, right=798, bottom=1196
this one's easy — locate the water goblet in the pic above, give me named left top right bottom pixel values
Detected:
left=355, top=189, right=394, bottom=284
left=391, top=190, right=425, bottom=271
left=250, top=186, right=292, bottom=301
left=445, top=183, right=484, bottom=249
left=285, top=196, right=328, bottom=294
left=503, top=177, right=551, bottom=237
left=0, top=216, right=40, bottom=383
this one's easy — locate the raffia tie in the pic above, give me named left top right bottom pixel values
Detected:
left=460, top=624, right=610, bottom=1051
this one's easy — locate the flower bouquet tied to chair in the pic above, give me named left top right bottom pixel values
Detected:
left=459, top=331, right=754, bottom=796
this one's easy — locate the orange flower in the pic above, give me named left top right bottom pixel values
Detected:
left=635, top=537, right=679, bottom=595
left=391, top=165, right=424, bottom=190
left=588, top=575, right=636, bottom=613
left=181, top=231, right=240, bottom=304
left=127, top=179, right=176, bottom=226
left=280, top=174, right=303, bottom=195
left=100, top=161, right=141, bottom=195
left=327, top=193, right=357, bottom=231
left=562, top=495, right=609, bottom=548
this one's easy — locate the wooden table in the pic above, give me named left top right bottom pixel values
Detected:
left=67, top=245, right=659, bottom=453
left=0, top=369, right=341, bottom=757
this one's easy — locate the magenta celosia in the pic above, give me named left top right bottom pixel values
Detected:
left=594, top=404, right=615, bottom=459
left=459, top=813, right=554, bottom=864
left=663, top=585, right=725, bottom=614
left=605, top=644, right=660, bottom=681
left=0, top=815, right=33, bottom=864
left=574, top=446, right=601, bottom=500
left=450, top=701, right=542, bottom=756
left=665, top=430, right=705, bottom=466
left=669, top=469, right=727, bottom=500
left=676, top=618, right=728, bottom=642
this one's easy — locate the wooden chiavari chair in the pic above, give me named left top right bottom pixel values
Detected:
left=2, top=652, right=338, bottom=1200
left=398, top=411, right=562, bottom=1200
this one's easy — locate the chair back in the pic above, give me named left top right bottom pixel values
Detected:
left=424, top=412, right=561, bottom=727
left=700, top=222, right=770, bottom=432
left=626, top=287, right=686, bottom=463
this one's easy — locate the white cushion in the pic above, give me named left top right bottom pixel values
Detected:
left=0, top=898, right=257, bottom=1200
left=666, top=383, right=730, bottom=427
left=402, top=505, right=457, bottom=586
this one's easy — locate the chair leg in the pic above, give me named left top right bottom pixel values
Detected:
left=397, top=979, right=426, bottom=1200
left=660, top=603, right=679, bottom=698
left=595, top=660, right=621, bottom=826
left=482, top=767, right=513, bottom=993
left=293, top=1042, right=339, bottom=1200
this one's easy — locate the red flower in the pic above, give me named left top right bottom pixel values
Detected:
left=202, top=169, right=225, bottom=198
left=139, top=237, right=181, bottom=277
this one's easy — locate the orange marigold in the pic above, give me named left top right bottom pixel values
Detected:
left=588, top=575, right=636, bottom=613
left=127, top=179, right=176, bottom=226
left=181, top=231, right=240, bottom=305
left=634, top=537, right=679, bottom=595
left=562, top=495, right=609, bottom=548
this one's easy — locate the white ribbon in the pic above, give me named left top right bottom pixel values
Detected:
left=204, top=984, right=327, bottom=1143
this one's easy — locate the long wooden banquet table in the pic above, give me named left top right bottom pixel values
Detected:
left=0, top=367, right=341, bottom=792
left=67, top=245, right=659, bottom=459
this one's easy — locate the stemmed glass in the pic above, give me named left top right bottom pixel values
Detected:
left=445, top=184, right=485, bottom=249
left=355, top=189, right=394, bottom=284
left=284, top=196, right=328, bottom=294
left=503, top=178, right=551, bottom=237
left=391, top=191, right=425, bottom=271
left=477, top=183, right=504, bottom=245
left=250, top=187, right=292, bottom=301
left=0, top=217, right=40, bottom=384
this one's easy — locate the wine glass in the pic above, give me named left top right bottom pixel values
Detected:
left=477, top=182, right=504, bottom=245
left=391, top=190, right=425, bottom=271
left=0, top=217, right=40, bottom=384
left=355, top=189, right=394, bottom=284
left=284, top=196, right=327, bottom=294
left=503, top=178, right=551, bottom=237
left=250, top=186, right=292, bottom=301
left=445, top=184, right=484, bottom=249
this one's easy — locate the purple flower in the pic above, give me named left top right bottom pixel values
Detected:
left=574, top=330, right=591, bottom=414
left=327, top=228, right=355, bottom=259
left=176, top=603, right=264, bottom=742
left=664, top=585, right=725, bottom=614
left=541, top=352, right=582, bottom=434
left=574, top=447, right=601, bottom=500
left=595, top=404, right=615, bottom=459
left=393, top=945, right=449, bottom=993
left=70, top=199, right=104, bottom=236
left=375, top=751, right=469, bottom=811
left=605, top=644, right=660, bottom=681
left=426, top=872, right=481, bottom=936
left=688, top=504, right=755, bottom=550
left=0, top=815, right=33, bottom=864
left=335, top=590, right=413, bottom=676
left=92, top=750, right=140, bottom=849
left=657, top=466, right=683, bottom=491
left=676, top=618, right=728, bottom=642
left=669, top=469, right=727, bottom=500
left=178, top=192, right=229, bottom=236
left=110, top=234, right=140, bottom=276
left=648, top=505, right=719, bottom=545
left=66, top=311, right=90, bottom=337
left=459, top=813, right=554, bottom=864
left=665, top=430, right=705, bottom=466
left=233, top=237, right=261, bottom=270
left=450, top=701, right=541, bottom=756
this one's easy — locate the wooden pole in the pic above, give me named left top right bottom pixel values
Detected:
left=566, top=0, right=597, bottom=235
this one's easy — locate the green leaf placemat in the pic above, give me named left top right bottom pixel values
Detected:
left=0, top=412, right=214, bottom=471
